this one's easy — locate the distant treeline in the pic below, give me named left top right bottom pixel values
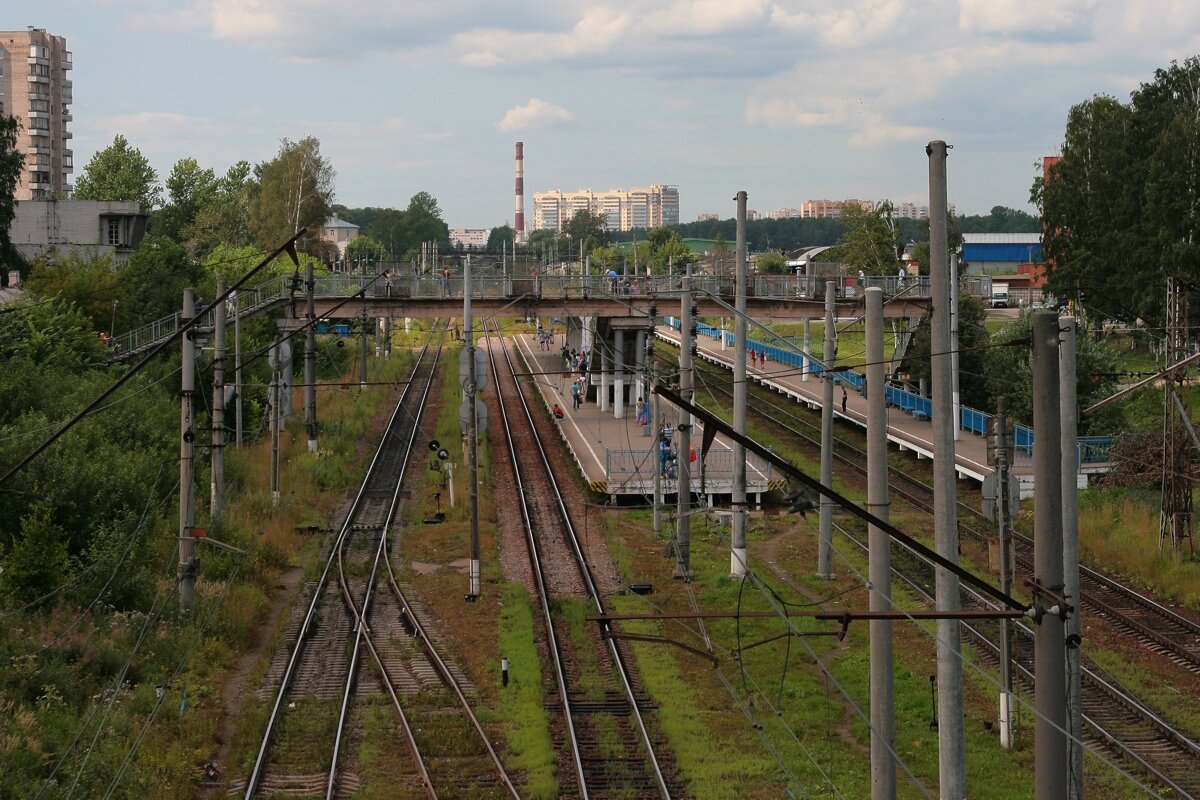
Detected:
left=608, top=205, right=1039, bottom=252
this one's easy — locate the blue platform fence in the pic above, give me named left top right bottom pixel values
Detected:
left=667, top=319, right=1113, bottom=468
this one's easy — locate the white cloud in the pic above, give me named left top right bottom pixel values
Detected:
left=745, top=97, right=845, bottom=129
left=959, top=0, right=1097, bottom=38
left=456, top=7, right=634, bottom=68
left=496, top=99, right=575, bottom=132
left=644, top=0, right=770, bottom=37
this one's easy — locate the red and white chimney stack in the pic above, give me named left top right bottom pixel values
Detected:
left=514, top=141, right=525, bottom=242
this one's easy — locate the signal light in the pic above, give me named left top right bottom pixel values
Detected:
left=429, top=440, right=440, bottom=451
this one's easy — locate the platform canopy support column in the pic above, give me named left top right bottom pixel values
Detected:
left=615, top=328, right=626, bottom=419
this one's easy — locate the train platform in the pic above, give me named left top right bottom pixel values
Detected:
left=654, top=326, right=1002, bottom=483
left=511, top=333, right=783, bottom=502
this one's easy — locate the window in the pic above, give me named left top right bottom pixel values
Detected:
left=29, top=117, right=49, bottom=130
left=30, top=99, right=49, bottom=112
left=107, top=219, right=121, bottom=246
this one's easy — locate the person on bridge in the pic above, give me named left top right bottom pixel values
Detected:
left=441, top=264, right=451, bottom=296
left=635, top=398, right=648, bottom=427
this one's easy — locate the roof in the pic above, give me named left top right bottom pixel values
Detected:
left=322, top=215, right=360, bottom=230
left=960, top=233, right=1041, bottom=244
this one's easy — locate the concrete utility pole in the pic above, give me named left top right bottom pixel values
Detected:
left=653, top=388, right=663, bottom=540
left=269, top=347, right=281, bottom=507
left=178, top=289, right=197, bottom=613
left=928, top=139, right=965, bottom=798
left=615, top=329, right=625, bottom=419
left=732, top=190, right=749, bottom=577
left=359, top=303, right=369, bottom=390
left=817, top=281, right=835, bottom=578
left=211, top=281, right=226, bottom=524
left=996, top=397, right=1015, bottom=749
left=234, top=291, right=243, bottom=447
left=1060, top=316, right=1082, bottom=800
left=305, top=261, right=318, bottom=452
left=865, top=287, right=895, bottom=799
left=950, top=253, right=961, bottom=442
left=1032, top=311, right=1068, bottom=800
left=676, top=267, right=694, bottom=579
left=466, top=256, right=481, bottom=600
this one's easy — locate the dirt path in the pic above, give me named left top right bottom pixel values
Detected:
left=207, top=565, right=303, bottom=789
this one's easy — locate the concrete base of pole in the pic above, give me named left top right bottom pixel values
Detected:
left=731, top=548, right=747, bottom=578
left=1000, top=691, right=1013, bottom=749
left=308, top=438, right=318, bottom=453
left=272, top=491, right=281, bottom=506
left=469, top=560, right=481, bottom=597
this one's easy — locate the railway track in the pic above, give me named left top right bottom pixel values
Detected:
left=686, top=351, right=1200, bottom=796
left=235, top=325, right=519, bottom=799
left=485, top=322, right=682, bottom=799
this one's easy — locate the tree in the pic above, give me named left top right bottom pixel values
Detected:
left=115, top=235, right=207, bottom=322
left=400, top=192, right=450, bottom=258
left=909, top=212, right=964, bottom=275
left=646, top=228, right=697, bottom=274
left=250, top=136, right=335, bottom=251
left=24, top=250, right=122, bottom=333
left=155, top=157, right=218, bottom=243
left=0, top=115, right=25, bottom=280
left=188, top=160, right=256, bottom=255
left=73, top=134, right=162, bottom=210
left=562, top=210, right=608, bottom=255
left=486, top=224, right=516, bottom=252
left=754, top=251, right=788, bottom=273
left=825, top=202, right=903, bottom=275
left=1036, top=57, right=1200, bottom=327
left=983, top=310, right=1119, bottom=431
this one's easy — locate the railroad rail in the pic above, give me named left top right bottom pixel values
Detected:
left=485, top=321, right=680, bottom=799
left=705, top=362, right=1200, bottom=675
left=688, top=358, right=1200, bottom=796
left=236, top=324, right=517, bottom=798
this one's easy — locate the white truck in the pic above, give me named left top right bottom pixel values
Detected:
left=991, top=282, right=1010, bottom=308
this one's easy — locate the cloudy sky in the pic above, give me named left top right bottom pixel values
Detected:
left=29, top=0, right=1200, bottom=227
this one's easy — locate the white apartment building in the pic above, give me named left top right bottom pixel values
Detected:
left=533, top=185, right=679, bottom=232
left=1, top=29, right=73, bottom=200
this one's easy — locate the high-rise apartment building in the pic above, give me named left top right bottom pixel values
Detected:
left=0, top=29, right=73, bottom=200
left=533, top=185, right=679, bottom=232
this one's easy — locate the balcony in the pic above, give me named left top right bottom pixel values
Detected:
left=28, top=90, right=51, bottom=101
left=26, top=74, right=49, bottom=85
left=63, top=51, right=72, bottom=69
left=25, top=146, right=50, bottom=156
left=64, top=130, right=72, bottom=139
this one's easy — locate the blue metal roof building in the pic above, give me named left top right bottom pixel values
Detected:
left=961, top=233, right=1041, bottom=274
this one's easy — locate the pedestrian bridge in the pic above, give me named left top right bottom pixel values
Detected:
left=107, top=272, right=994, bottom=361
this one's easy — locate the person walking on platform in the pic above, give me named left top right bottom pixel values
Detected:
left=635, top=398, right=648, bottom=427
left=571, top=379, right=582, bottom=410
left=758, top=350, right=765, bottom=370
left=749, top=347, right=757, bottom=369
left=841, top=386, right=848, bottom=416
